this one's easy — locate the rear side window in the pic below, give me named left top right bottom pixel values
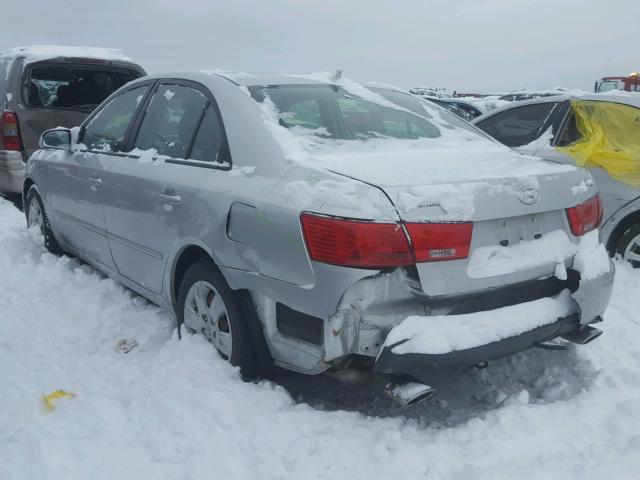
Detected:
left=476, top=103, right=557, bottom=147
left=24, top=65, right=140, bottom=110
left=189, top=106, right=227, bottom=163
left=82, top=85, right=148, bottom=152
left=134, top=85, right=208, bottom=159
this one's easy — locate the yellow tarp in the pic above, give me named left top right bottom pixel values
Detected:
left=557, top=100, right=640, bottom=186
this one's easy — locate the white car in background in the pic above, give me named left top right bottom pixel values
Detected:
left=473, top=93, right=640, bottom=264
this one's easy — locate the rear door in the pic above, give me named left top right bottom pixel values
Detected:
left=47, top=83, right=151, bottom=271
left=16, top=60, right=144, bottom=156
left=100, top=81, right=230, bottom=294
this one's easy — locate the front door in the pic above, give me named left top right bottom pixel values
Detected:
left=48, top=84, right=150, bottom=270
left=100, top=82, right=227, bottom=294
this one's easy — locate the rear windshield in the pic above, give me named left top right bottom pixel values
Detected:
left=250, top=84, right=443, bottom=140
left=24, top=65, right=140, bottom=110
left=361, top=87, right=482, bottom=135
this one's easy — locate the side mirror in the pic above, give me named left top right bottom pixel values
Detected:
left=40, top=128, right=72, bottom=150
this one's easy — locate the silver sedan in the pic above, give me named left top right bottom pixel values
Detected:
left=23, top=72, right=614, bottom=401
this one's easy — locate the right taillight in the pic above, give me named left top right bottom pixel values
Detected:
left=300, top=212, right=473, bottom=269
left=566, top=194, right=602, bottom=236
left=1, top=110, right=23, bottom=151
left=405, top=222, right=473, bottom=261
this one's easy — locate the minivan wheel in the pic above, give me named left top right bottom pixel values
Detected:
left=615, top=223, right=640, bottom=267
left=177, top=260, right=258, bottom=375
left=25, top=186, right=64, bottom=255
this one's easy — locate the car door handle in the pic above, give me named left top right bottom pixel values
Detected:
left=158, top=193, right=182, bottom=205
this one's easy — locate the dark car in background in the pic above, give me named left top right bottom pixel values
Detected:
left=425, top=97, right=485, bottom=120
left=0, top=45, right=145, bottom=195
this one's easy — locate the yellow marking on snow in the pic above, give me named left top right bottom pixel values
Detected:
left=41, top=389, right=76, bottom=412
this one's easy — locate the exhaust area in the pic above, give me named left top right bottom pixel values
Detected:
left=384, top=381, right=436, bottom=407
left=562, top=325, right=603, bottom=345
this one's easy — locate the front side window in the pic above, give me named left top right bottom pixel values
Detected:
left=25, top=65, right=140, bottom=110
left=82, top=85, right=148, bottom=152
left=134, top=84, right=208, bottom=159
left=475, top=103, right=557, bottom=147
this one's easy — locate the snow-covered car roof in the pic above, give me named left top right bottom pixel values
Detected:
left=473, top=92, right=640, bottom=123
left=200, top=70, right=332, bottom=87
left=0, top=45, right=133, bottom=63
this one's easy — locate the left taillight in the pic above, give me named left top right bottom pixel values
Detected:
left=300, top=213, right=414, bottom=268
left=566, top=194, right=603, bottom=236
left=1, top=110, right=23, bottom=151
left=300, top=212, right=473, bottom=268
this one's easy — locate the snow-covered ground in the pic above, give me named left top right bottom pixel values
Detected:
left=1, top=196, right=640, bottom=480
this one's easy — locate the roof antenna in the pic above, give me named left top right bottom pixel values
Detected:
left=331, top=69, right=343, bottom=83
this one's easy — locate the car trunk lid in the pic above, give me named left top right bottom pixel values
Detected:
left=319, top=145, right=597, bottom=296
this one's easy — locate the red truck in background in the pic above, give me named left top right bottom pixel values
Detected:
left=595, top=73, right=640, bottom=93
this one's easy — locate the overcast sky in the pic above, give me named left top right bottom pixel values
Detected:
left=2, top=0, right=638, bottom=93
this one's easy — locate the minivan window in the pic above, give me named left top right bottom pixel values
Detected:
left=25, top=66, right=139, bottom=110
left=189, top=106, right=227, bottom=163
left=82, top=85, right=149, bottom=152
left=134, top=84, right=208, bottom=159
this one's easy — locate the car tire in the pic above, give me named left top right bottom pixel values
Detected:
left=614, top=223, right=640, bottom=267
left=25, top=186, right=64, bottom=255
left=177, top=259, right=258, bottom=377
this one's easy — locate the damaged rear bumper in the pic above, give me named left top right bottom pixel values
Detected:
left=374, top=261, right=614, bottom=375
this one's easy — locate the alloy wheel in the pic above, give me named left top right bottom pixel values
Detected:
left=623, top=234, right=640, bottom=263
left=184, top=280, right=232, bottom=359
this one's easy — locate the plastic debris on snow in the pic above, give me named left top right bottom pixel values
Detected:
left=114, top=339, right=139, bottom=354
left=384, top=290, right=575, bottom=356
left=41, top=390, right=76, bottom=412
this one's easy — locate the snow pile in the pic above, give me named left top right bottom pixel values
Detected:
left=596, top=89, right=640, bottom=97
left=571, top=179, right=592, bottom=195
left=396, top=182, right=492, bottom=220
left=573, top=230, right=611, bottom=280
left=519, top=126, right=554, bottom=151
left=283, top=179, right=362, bottom=211
left=457, top=95, right=511, bottom=111
left=2, top=198, right=640, bottom=479
left=0, top=45, right=133, bottom=63
left=467, top=230, right=577, bottom=278
left=384, top=290, right=575, bottom=355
